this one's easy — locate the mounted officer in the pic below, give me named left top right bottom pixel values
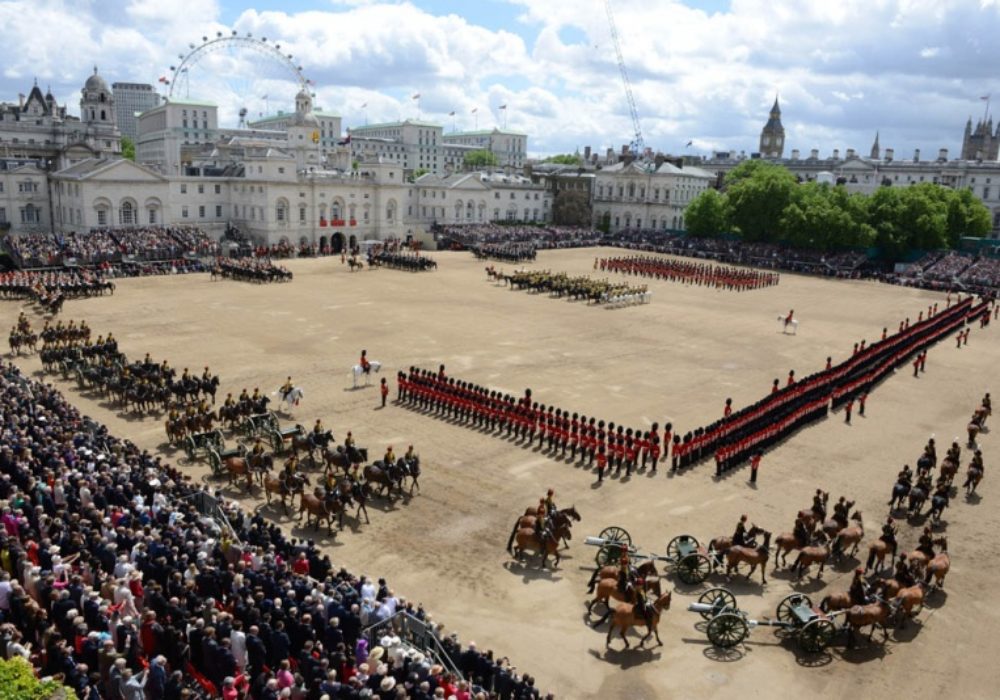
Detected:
left=793, top=516, right=811, bottom=549
left=732, top=515, right=749, bottom=547
left=916, top=527, right=935, bottom=559
left=879, top=517, right=898, bottom=560
left=893, top=553, right=916, bottom=587
left=360, top=350, right=371, bottom=375
left=848, top=568, right=871, bottom=606
left=280, top=376, right=294, bottom=402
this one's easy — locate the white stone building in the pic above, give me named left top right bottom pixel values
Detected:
left=0, top=69, right=121, bottom=170
left=406, top=171, right=551, bottom=226
left=442, top=128, right=527, bottom=170
left=136, top=99, right=219, bottom=176
left=592, top=160, right=715, bottom=232
left=0, top=160, right=50, bottom=232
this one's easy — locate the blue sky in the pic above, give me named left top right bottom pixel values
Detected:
left=2, top=1, right=999, bottom=158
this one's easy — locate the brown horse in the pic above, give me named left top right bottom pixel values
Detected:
left=708, top=525, right=763, bottom=567
left=298, top=492, right=346, bottom=533
left=517, top=506, right=582, bottom=548
left=832, top=512, right=864, bottom=559
left=724, top=531, right=772, bottom=584
left=506, top=520, right=572, bottom=569
left=793, top=538, right=831, bottom=579
left=165, top=418, right=186, bottom=444
left=605, top=591, right=673, bottom=649
left=864, top=538, right=895, bottom=574
left=224, top=457, right=258, bottom=490
left=798, top=491, right=829, bottom=529
left=924, top=538, right=950, bottom=587
left=967, top=420, right=980, bottom=447
left=587, top=560, right=658, bottom=594
left=773, top=530, right=805, bottom=568
left=821, top=500, right=856, bottom=539
left=893, top=583, right=926, bottom=626
left=263, top=472, right=309, bottom=515
left=588, top=577, right=663, bottom=627
left=965, top=463, right=983, bottom=496
left=939, top=458, right=959, bottom=486
left=844, top=597, right=894, bottom=647
left=363, top=462, right=405, bottom=501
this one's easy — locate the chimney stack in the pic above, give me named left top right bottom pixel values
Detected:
left=846, top=148, right=856, bottom=159
left=810, top=148, right=819, bottom=160
left=913, top=148, right=920, bottom=162
left=833, top=149, right=840, bottom=160
left=791, top=149, right=800, bottom=160
left=938, top=148, right=948, bottom=161
left=885, top=148, right=894, bottom=162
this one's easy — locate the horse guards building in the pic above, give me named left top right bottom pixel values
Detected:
left=2, top=67, right=1000, bottom=248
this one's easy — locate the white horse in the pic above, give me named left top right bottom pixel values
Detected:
left=777, top=316, right=799, bottom=335
left=351, top=360, right=382, bottom=388
left=272, top=386, right=304, bottom=412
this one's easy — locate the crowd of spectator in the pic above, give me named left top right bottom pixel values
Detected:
left=6, top=227, right=220, bottom=269
left=436, top=226, right=602, bottom=251
left=0, top=363, right=549, bottom=700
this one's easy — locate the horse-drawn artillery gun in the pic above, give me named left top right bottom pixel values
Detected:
left=236, top=412, right=280, bottom=440
left=262, top=421, right=307, bottom=454
left=687, top=588, right=841, bottom=653
left=585, top=527, right=712, bottom=585
left=183, top=429, right=224, bottom=463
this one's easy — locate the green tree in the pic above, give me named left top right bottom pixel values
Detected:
left=0, top=657, right=72, bottom=700
left=945, top=187, right=991, bottom=245
left=867, top=187, right=910, bottom=259
left=120, top=136, right=135, bottom=161
left=723, top=160, right=797, bottom=242
left=779, top=183, right=874, bottom=251
left=684, top=188, right=729, bottom=237
left=412, top=168, right=429, bottom=179
left=544, top=153, right=582, bottom=166
left=551, top=188, right=592, bottom=226
left=597, top=210, right=611, bottom=234
left=463, top=150, right=498, bottom=168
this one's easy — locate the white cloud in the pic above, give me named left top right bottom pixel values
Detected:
left=2, top=1, right=999, bottom=158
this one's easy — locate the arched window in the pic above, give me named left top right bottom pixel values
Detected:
left=118, top=201, right=134, bottom=225
left=100, top=110, right=106, bottom=121
left=276, top=201, right=287, bottom=222
left=299, top=206, right=307, bottom=223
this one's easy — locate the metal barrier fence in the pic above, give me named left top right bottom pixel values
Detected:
left=361, top=611, right=464, bottom=681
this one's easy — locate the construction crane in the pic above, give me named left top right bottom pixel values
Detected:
left=605, top=0, right=645, bottom=157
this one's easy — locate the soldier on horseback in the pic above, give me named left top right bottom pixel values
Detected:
left=617, top=551, right=633, bottom=595
left=793, top=516, right=811, bottom=549
left=633, top=578, right=655, bottom=628
left=923, top=438, right=937, bottom=467
left=832, top=497, right=851, bottom=528
left=879, top=517, right=898, bottom=560
left=732, top=515, right=749, bottom=547
left=893, top=554, right=916, bottom=587
left=360, top=350, right=371, bottom=375
left=249, top=438, right=267, bottom=472
left=811, top=489, right=827, bottom=520
left=916, top=527, right=935, bottom=559
left=947, top=441, right=961, bottom=465
left=280, top=376, right=294, bottom=402
left=280, top=458, right=298, bottom=492
left=534, top=499, right=553, bottom=549
left=383, top=445, right=396, bottom=464
left=849, top=568, right=871, bottom=606
left=544, top=489, right=557, bottom=518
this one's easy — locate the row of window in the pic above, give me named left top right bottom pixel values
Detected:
left=179, top=183, right=223, bottom=195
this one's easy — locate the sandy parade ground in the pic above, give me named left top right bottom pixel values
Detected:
left=2, top=247, right=998, bottom=700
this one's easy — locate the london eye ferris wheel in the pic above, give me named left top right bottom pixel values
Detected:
left=163, top=30, right=311, bottom=127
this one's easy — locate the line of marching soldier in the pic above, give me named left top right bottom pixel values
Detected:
left=397, top=367, right=672, bottom=477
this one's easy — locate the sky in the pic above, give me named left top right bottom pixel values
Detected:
left=2, top=0, right=1000, bottom=159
